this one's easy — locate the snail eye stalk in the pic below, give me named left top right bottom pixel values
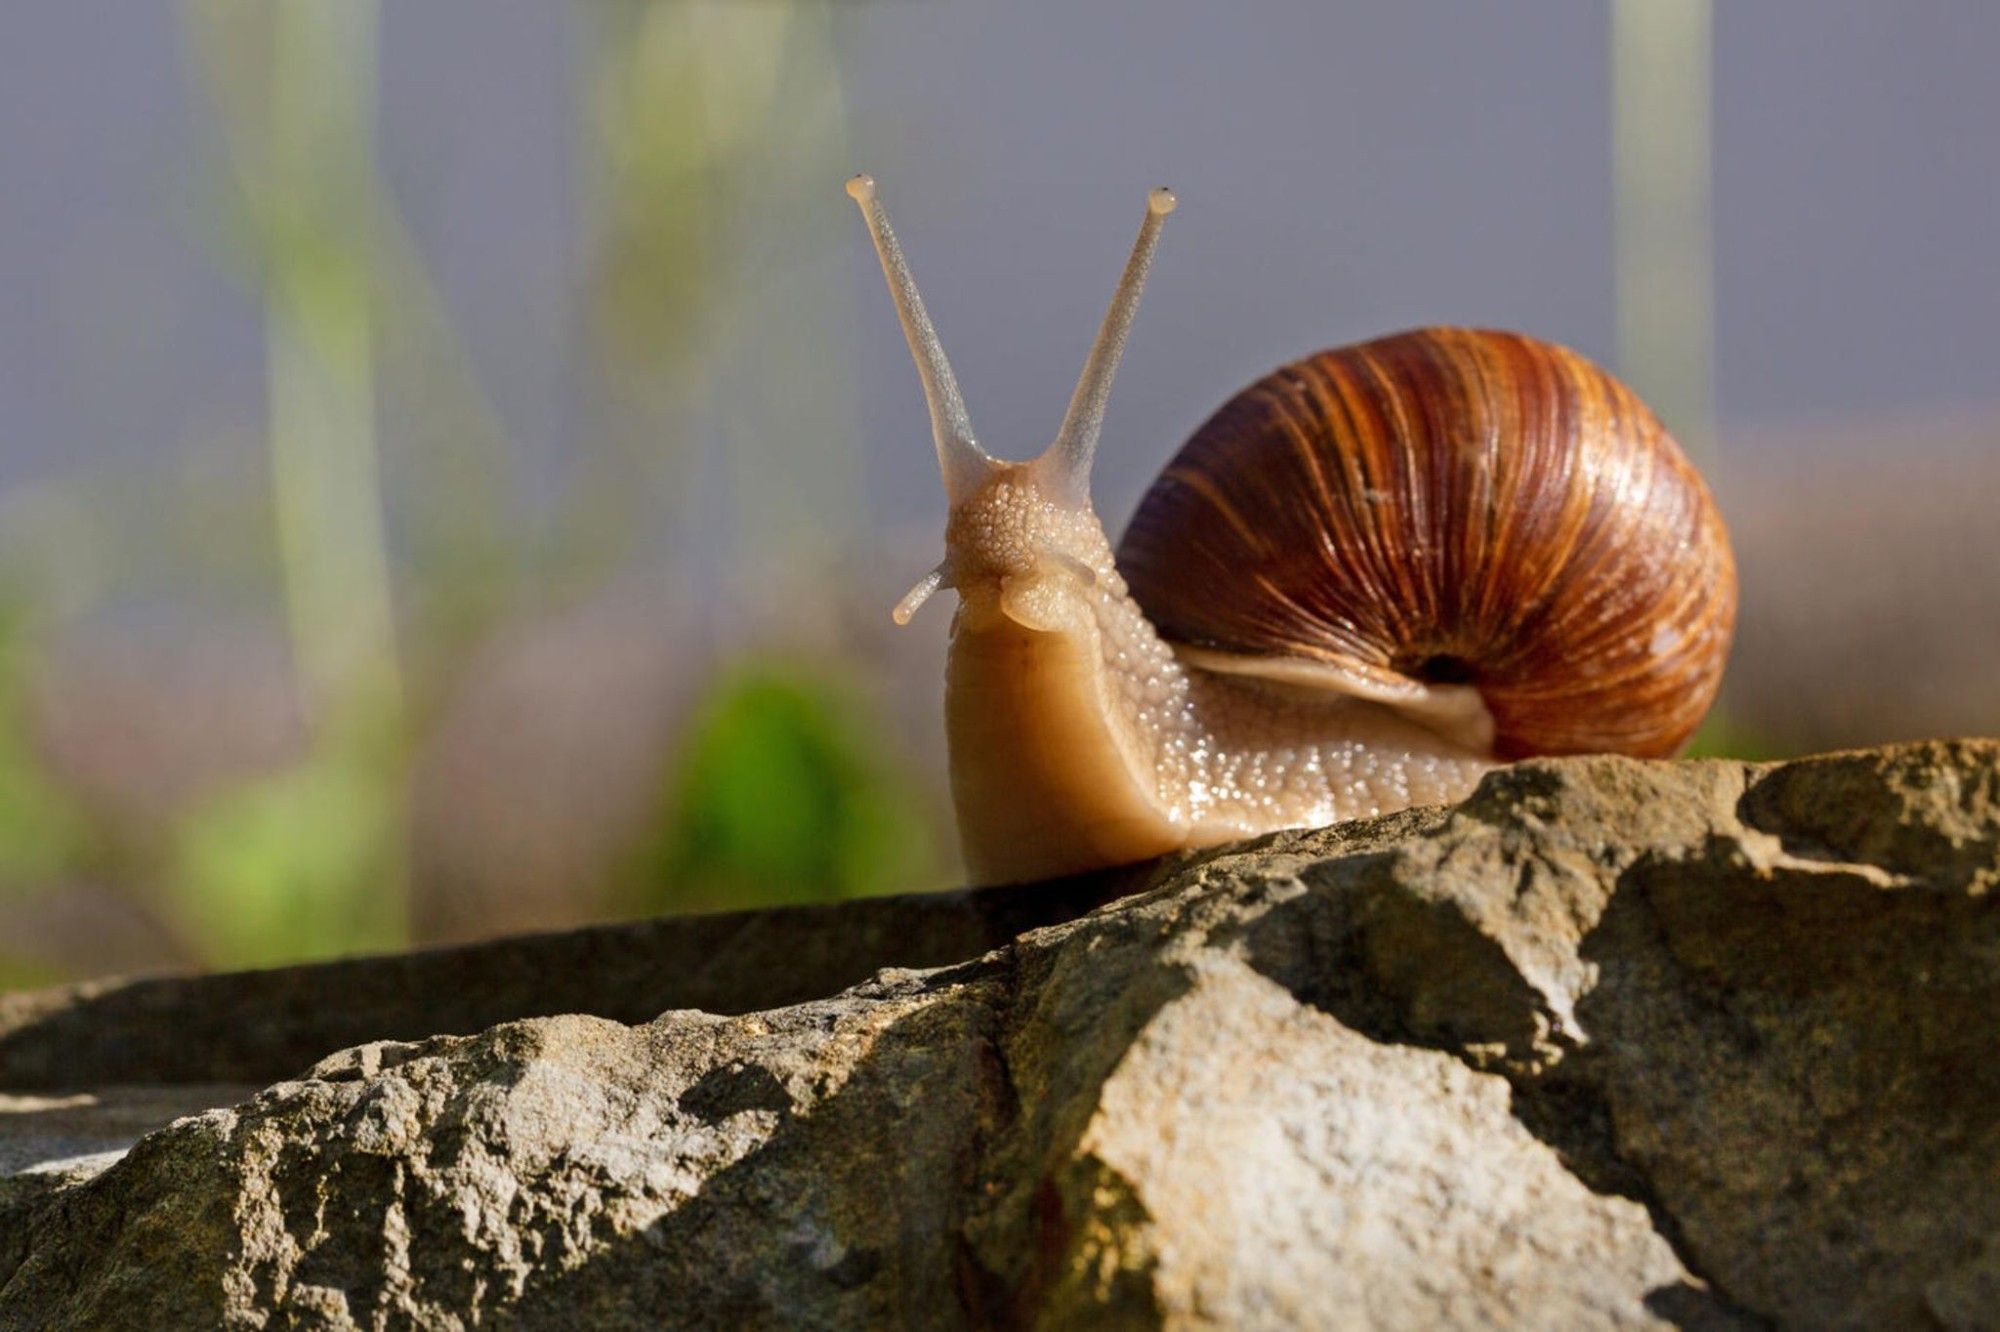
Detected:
left=1036, top=186, right=1177, bottom=508
left=845, top=174, right=996, bottom=507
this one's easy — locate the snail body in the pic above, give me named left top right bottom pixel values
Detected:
left=847, top=177, right=1736, bottom=884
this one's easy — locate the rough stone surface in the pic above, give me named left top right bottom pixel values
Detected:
left=1, top=739, right=1997, bottom=1329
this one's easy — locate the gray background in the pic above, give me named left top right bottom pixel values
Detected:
left=2, top=2, right=1993, bottom=529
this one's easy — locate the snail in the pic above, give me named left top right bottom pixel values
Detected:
left=845, top=175, right=1736, bottom=884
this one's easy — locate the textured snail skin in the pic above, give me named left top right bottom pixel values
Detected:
left=940, top=462, right=1499, bottom=883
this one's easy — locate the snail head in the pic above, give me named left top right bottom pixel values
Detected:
left=846, top=174, right=1175, bottom=627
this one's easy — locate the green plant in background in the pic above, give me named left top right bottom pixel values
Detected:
left=579, top=1, right=904, bottom=911
left=625, top=664, right=941, bottom=915
left=0, top=0, right=925, bottom=987
left=165, top=729, right=406, bottom=970
left=1681, top=714, right=1780, bottom=763
left=176, top=0, right=905, bottom=963
left=0, top=607, right=91, bottom=887
left=0, top=601, right=97, bottom=988
left=178, top=0, right=413, bottom=966
left=570, top=0, right=863, bottom=582
left=566, top=0, right=765, bottom=579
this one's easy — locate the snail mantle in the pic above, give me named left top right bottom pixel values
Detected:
left=3, top=740, right=1999, bottom=1330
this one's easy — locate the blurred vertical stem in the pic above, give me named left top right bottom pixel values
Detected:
left=711, top=0, right=863, bottom=612
left=262, top=0, right=402, bottom=726
left=571, top=1, right=862, bottom=590
left=1611, top=0, right=1716, bottom=469
left=567, top=0, right=740, bottom=578
left=1613, top=1, right=1752, bottom=757
left=175, top=0, right=410, bottom=964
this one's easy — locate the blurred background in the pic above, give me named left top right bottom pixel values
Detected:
left=0, top=0, right=1993, bottom=986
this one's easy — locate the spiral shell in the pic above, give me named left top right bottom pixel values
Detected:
left=1117, top=328, right=1737, bottom=760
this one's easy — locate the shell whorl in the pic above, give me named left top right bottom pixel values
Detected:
left=1117, top=328, right=1737, bottom=760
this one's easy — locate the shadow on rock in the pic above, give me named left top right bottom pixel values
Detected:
left=0, top=867, right=1153, bottom=1092
left=1570, top=834, right=2000, bottom=1329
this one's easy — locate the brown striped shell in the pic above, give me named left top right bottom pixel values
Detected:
left=1117, top=328, right=1737, bottom=760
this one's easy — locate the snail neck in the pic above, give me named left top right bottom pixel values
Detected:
left=940, top=469, right=1495, bottom=884
left=939, top=470, right=1193, bottom=882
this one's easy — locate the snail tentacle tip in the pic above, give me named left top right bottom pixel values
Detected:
left=1148, top=186, right=1178, bottom=216
left=891, top=563, right=949, bottom=626
left=846, top=173, right=877, bottom=203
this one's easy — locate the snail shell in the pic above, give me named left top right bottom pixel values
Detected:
left=1118, top=328, right=1736, bottom=759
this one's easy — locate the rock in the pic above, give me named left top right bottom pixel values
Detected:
left=0, top=864, right=1152, bottom=1090
left=1, top=739, right=1996, bottom=1329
